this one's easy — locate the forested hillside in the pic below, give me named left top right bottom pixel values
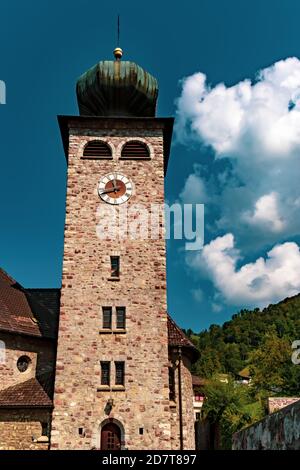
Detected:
left=187, top=294, right=300, bottom=395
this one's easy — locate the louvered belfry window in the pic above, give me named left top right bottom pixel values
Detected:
left=121, top=141, right=150, bottom=159
left=82, top=140, right=112, bottom=159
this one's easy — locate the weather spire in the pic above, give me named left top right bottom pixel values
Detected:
left=113, top=14, right=123, bottom=60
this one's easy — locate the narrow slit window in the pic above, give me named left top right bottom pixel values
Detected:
left=115, top=361, right=125, bottom=386
left=110, top=256, right=120, bottom=277
left=102, top=307, right=112, bottom=329
left=116, top=307, right=126, bottom=329
left=101, top=361, right=110, bottom=386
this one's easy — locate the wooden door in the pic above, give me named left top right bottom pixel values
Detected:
left=101, top=423, right=121, bottom=450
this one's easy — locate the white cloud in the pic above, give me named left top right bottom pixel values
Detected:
left=243, top=192, right=285, bottom=232
left=192, top=288, right=204, bottom=303
left=176, top=57, right=300, bottom=159
left=211, top=302, right=222, bottom=313
left=175, top=57, right=300, bottom=248
left=200, top=234, right=300, bottom=307
left=179, top=172, right=207, bottom=204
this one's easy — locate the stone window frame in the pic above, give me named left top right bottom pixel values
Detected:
left=100, top=361, right=111, bottom=386
left=107, top=251, right=122, bottom=281
left=115, top=361, right=125, bottom=386
left=77, top=137, right=115, bottom=161
left=116, top=137, right=154, bottom=161
left=97, top=358, right=126, bottom=392
left=102, top=306, right=113, bottom=330
left=110, top=255, right=120, bottom=278
left=81, top=139, right=113, bottom=159
left=16, top=354, right=32, bottom=374
left=99, top=304, right=127, bottom=334
left=92, top=417, right=125, bottom=450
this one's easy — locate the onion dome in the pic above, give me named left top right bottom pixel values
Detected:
left=76, top=48, right=158, bottom=117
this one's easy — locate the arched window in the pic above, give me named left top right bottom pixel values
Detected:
left=82, top=141, right=112, bottom=159
left=120, top=141, right=150, bottom=159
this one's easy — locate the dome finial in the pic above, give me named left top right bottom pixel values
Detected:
left=114, top=47, right=123, bottom=60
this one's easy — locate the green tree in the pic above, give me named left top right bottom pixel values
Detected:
left=201, top=377, right=264, bottom=449
left=248, top=334, right=291, bottom=393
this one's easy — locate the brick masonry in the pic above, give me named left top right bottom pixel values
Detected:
left=169, top=353, right=195, bottom=450
left=0, top=118, right=195, bottom=451
left=0, top=409, right=51, bottom=450
left=0, top=332, right=55, bottom=391
left=0, top=331, right=54, bottom=450
left=51, top=118, right=185, bottom=450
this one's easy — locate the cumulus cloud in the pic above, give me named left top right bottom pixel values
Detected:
left=179, top=172, right=208, bottom=204
left=176, top=57, right=300, bottom=248
left=200, top=234, right=300, bottom=307
left=191, top=288, right=204, bottom=303
left=243, top=192, right=285, bottom=233
left=211, top=302, right=223, bottom=313
left=176, top=57, right=300, bottom=159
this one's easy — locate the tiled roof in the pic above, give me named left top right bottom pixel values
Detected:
left=0, top=267, right=59, bottom=339
left=167, top=314, right=199, bottom=360
left=25, top=289, right=60, bottom=338
left=0, top=377, right=53, bottom=408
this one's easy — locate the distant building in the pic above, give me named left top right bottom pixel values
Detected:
left=235, top=367, right=251, bottom=385
left=192, top=375, right=206, bottom=421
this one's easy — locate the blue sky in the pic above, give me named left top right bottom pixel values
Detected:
left=1, top=0, right=300, bottom=331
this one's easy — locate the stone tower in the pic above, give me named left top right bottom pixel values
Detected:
left=50, top=48, right=175, bottom=450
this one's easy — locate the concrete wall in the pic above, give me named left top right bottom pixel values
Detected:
left=233, top=398, right=300, bottom=450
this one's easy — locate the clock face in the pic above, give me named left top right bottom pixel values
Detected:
left=98, top=173, right=133, bottom=205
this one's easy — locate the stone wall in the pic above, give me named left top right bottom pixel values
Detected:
left=267, top=397, right=300, bottom=414
left=51, top=118, right=173, bottom=450
left=169, top=351, right=195, bottom=450
left=0, top=332, right=55, bottom=390
left=232, top=398, right=300, bottom=449
left=0, top=408, right=51, bottom=450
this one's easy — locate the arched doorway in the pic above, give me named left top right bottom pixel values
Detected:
left=101, top=422, right=121, bottom=450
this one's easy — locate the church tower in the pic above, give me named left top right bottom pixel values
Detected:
left=51, top=47, right=175, bottom=450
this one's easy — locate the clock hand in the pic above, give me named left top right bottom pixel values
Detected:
left=100, top=186, right=121, bottom=195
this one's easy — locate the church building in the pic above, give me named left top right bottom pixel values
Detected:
left=0, top=47, right=198, bottom=450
